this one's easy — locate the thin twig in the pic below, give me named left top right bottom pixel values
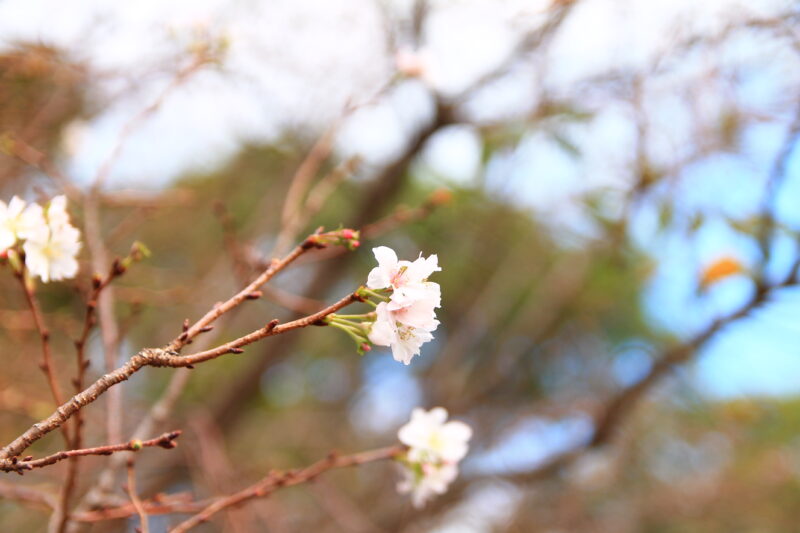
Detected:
left=0, top=236, right=361, bottom=464
left=1, top=431, right=181, bottom=474
left=72, top=493, right=205, bottom=522
left=126, top=459, right=150, bottom=533
left=168, top=290, right=361, bottom=367
left=12, top=270, right=69, bottom=445
left=0, top=480, right=57, bottom=510
left=169, top=445, right=404, bottom=533
left=166, top=232, right=326, bottom=352
left=92, top=55, right=211, bottom=191
left=79, top=231, right=349, bottom=508
left=50, top=260, right=127, bottom=533
left=272, top=128, right=337, bottom=256
left=83, top=192, right=124, bottom=448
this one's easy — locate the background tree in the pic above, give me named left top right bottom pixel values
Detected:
left=0, top=1, right=799, bottom=531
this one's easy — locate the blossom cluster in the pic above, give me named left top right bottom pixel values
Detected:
left=0, top=196, right=81, bottom=282
left=395, top=407, right=472, bottom=507
left=366, top=246, right=441, bottom=365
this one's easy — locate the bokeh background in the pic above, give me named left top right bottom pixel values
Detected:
left=2, top=0, right=800, bottom=531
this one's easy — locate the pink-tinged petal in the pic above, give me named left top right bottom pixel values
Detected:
left=367, top=246, right=399, bottom=288
left=368, top=304, right=396, bottom=346
left=405, top=254, right=441, bottom=283
left=391, top=342, right=415, bottom=365
left=372, top=246, right=398, bottom=269
left=392, top=301, right=438, bottom=330
left=366, top=266, right=390, bottom=289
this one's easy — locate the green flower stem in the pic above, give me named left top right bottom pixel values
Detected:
left=330, top=313, right=376, bottom=320
left=332, top=320, right=369, bottom=336
left=327, top=316, right=371, bottom=333
left=328, top=321, right=367, bottom=345
left=358, top=287, right=391, bottom=302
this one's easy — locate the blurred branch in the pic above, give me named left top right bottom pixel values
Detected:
left=510, top=255, right=800, bottom=485
left=451, top=0, right=578, bottom=102
left=185, top=414, right=256, bottom=533
left=272, top=128, right=337, bottom=256
left=72, top=492, right=203, bottom=523
left=0, top=480, right=57, bottom=510
left=757, top=102, right=800, bottom=262
left=91, top=53, right=213, bottom=191
left=0, top=135, right=83, bottom=201
left=125, top=459, right=149, bottom=533
left=590, top=258, right=800, bottom=448
left=309, top=478, right=388, bottom=533
left=169, top=445, right=404, bottom=533
left=83, top=190, right=124, bottom=449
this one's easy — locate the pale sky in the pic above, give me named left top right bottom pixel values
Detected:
left=1, top=0, right=798, bottom=401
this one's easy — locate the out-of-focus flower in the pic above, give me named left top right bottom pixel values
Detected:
left=398, top=407, right=472, bottom=463
left=22, top=196, right=81, bottom=283
left=394, top=47, right=438, bottom=88
left=397, top=461, right=459, bottom=508
left=0, top=196, right=46, bottom=252
left=395, top=407, right=472, bottom=507
left=45, top=195, right=71, bottom=229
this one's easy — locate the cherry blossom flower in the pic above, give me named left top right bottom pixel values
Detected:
left=0, top=196, right=46, bottom=252
left=367, top=246, right=441, bottom=310
left=45, top=195, right=72, bottom=229
left=397, top=461, right=459, bottom=508
left=395, top=407, right=472, bottom=507
left=398, top=407, right=472, bottom=463
left=368, top=302, right=436, bottom=365
left=22, top=196, right=81, bottom=283
left=365, top=246, right=441, bottom=363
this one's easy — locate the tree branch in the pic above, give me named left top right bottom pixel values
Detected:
left=2, top=431, right=181, bottom=474
left=169, top=445, right=404, bottom=533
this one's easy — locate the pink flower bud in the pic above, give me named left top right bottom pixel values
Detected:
left=342, top=229, right=355, bottom=239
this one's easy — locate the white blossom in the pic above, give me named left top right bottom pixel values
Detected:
left=398, top=407, right=472, bottom=463
left=22, top=196, right=81, bottom=283
left=395, top=407, right=472, bottom=507
left=45, top=195, right=71, bottom=229
left=366, top=247, right=441, bottom=363
left=24, top=225, right=81, bottom=283
left=367, top=246, right=441, bottom=310
left=368, top=302, right=435, bottom=365
left=0, top=196, right=46, bottom=252
left=397, top=461, right=459, bottom=508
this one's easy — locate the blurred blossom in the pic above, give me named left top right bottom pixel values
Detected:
left=22, top=196, right=81, bottom=283
left=61, top=119, right=89, bottom=157
left=397, top=460, right=459, bottom=508
left=395, top=47, right=437, bottom=88
left=0, top=196, right=45, bottom=252
left=399, top=407, right=472, bottom=464
left=396, top=407, right=473, bottom=507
